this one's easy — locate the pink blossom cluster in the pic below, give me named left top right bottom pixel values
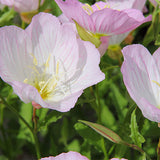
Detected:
left=0, top=0, right=159, bottom=158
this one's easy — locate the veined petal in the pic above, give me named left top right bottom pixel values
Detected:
left=55, top=0, right=95, bottom=32
left=70, top=39, right=105, bottom=92
left=0, top=0, right=44, bottom=12
left=0, top=0, right=14, bottom=6
left=0, top=12, right=104, bottom=112
left=91, top=8, right=151, bottom=35
left=153, top=47, right=160, bottom=70
left=45, top=91, right=83, bottom=112
left=98, top=36, right=110, bottom=56
left=140, top=98, right=160, bottom=122
left=0, top=26, right=33, bottom=82
left=109, top=32, right=129, bottom=45
left=121, top=44, right=160, bottom=122
left=41, top=151, right=89, bottom=160
left=26, top=13, right=61, bottom=67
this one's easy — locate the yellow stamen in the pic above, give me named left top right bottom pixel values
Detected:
left=30, top=53, right=38, bottom=66
left=24, top=55, right=61, bottom=100
left=95, top=4, right=101, bottom=10
left=82, top=3, right=93, bottom=15
left=152, top=80, right=160, bottom=87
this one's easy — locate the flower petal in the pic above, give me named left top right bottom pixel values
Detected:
left=0, top=26, right=32, bottom=82
left=140, top=98, right=160, bottom=122
left=91, top=8, right=151, bottom=35
left=121, top=44, right=160, bottom=122
left=70, top=39, right=105, bottom=92
left=41, top=151, right=89, bottom=160
left=55, top=0, right=95, bottom=32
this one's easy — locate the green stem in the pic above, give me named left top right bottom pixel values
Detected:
left=101, top=137, right=109, bottom=160
left=95, top=85, right=108, bottom=159
left=38, top=0, right=42, bottom=12
left=32, top=107, right=41, bottom=159
left=0, top=95, right=41, bottom=159
left=21, top=20, right=25, bottom=29
left=0, top=104, right=12, bottom=158
left=95, top=84, right=101, bottom=123
left=157, top=138, right=160, bottom=160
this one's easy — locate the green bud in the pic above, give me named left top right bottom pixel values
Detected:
left=74, top=20, right=107, bottom=48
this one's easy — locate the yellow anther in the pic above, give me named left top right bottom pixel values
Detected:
left=56, top=61, right=59, bottom=75
left=95, top=4, right=101, bottom=10
left=45, top=54, right=51, bottom=68
left=82, top=3, right=93, bottom=15
left=30, top=53, right=38, bottom=66
left=152, top=80, right=160, bottom=87
left=24, top=78, right=28, bottom=83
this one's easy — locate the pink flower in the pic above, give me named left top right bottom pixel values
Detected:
left=0, top=12, right=104, bottom=112
left=0, top=0, right=44, bottom=13
left=103, top=0, right=147, bottom=45
left=121, top=44, right=160, bottom=122
left=41, top=151, right=89, bottom=160
left=55, top=0, right=151, bottom=56
left=110, top=158, right=127, bottom=160
left=104, top=0, right=146, bottom=11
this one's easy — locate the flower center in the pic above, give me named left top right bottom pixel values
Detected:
left=24, top=54, right=61, bottom=100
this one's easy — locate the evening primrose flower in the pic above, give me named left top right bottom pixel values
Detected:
left=104, top=0, right=146, bottom=11
left=0, top=0, right=44, bottom=13
left=110, top=158, right=127, bottom=160
left=121, top=44, right=160, bottom=122
left=0, top=12, right=104, bottom=112
left=41, top=151, right=89, bottom=160
left=103, top=0, right=147, bottom=45
left=55, top=0, right=151, bottom=56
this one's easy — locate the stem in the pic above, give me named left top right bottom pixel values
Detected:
left=33, top=107, right=37, bottom=132
left=101, top=137, right=109, bottom=160
left=38, top=0, right=42, bottom=12
left=95, top=84, right=101, bottom=123
left=95, top=85, right=109, bottom=159
left=21, top=20, right=25, bottom=29
left=32, top=107, right=41, bottom=159
left=0, top=104, right=12, bottom=158
left=157, top=138, right=160, bottom=160
left=0, top=95, right=41, bottom=159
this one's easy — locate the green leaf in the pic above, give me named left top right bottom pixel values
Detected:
left=17, top=103, right=34, bottom=143
left=74, top=122, right=102, bottom=151
left=79, top=120, right=124, bottom=144
left=38, top=109, right=62, bottom=133
left=130, top=109, right=145, bottom=148
left=100, top=99, right=116, bottom=129
left=0, top=155, right=8, bottom=160
left=0, top=9, right=16, bottom=26
left=110, top=83, right=128, bottom=119
left=143, top=24, right=154, bottom=46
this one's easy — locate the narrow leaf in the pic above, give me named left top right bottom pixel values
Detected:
left=130, top=109, right=145, bottom=148
left=79, top=120, right=123, bottom=144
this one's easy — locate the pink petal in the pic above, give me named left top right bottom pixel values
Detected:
left=0, top=26, right=33, bottom=82
left=140, top=98, right=160, bottom=122
left=121, top=44, right=160, bottom=122
left=26, top=12, right=62, bottom=67
left=98, top=36, right=110, bottom=56
left=91, top=8, right=151, bottom=35
left=70, top=39, right=105, bottom=92
left=41, top=151, right=89, bottom=160
left=153, top=47, right=160, bottom=70
left=55, top=0, right=95, bottom=32
left=10, top=81, right=83, bottom=112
